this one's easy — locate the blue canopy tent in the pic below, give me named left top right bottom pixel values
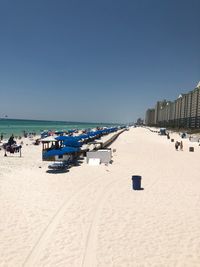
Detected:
left=43, top=149, right=64, bottom=158
left=63, top=140, right=82, bottom=147
left=159, top=128, right=166, bottom=135
left=43, top=146, right=80, bottom=158
left=61, top=146, right=80, bottom=153
left=76, top=134, right=89, bottom=140
left=55, top=136, right=82, bottom=147
left=41, top=131, right=49, bottom=138
left=87, top=131, right=97, bottom=138
left=74, top=134, right=90, bottom=144
left=55, top=131, right=65, bottom=135
left=55, top=136, right=72, bottom=141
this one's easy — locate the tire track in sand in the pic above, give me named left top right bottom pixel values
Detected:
left=80, top=177, right=121, bottom=267
left=23, top=162, right=161, bottom=267
left=22, top=172, right=112, bottom=267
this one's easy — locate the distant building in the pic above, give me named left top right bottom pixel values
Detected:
left=145, top=109, right=155, bottom=126
left=154, top=100, right=169, bottom=125
left=145, top=81, right=200, bottom=128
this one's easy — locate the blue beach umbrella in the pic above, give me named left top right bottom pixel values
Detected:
left=55, top=136, right=70, bottom=141
left=67, top=129, right=76, bottom=134
left=43, top=149, right=65, bottom=158
left=55, top=135, right=81, bottom=141
left=61, top=146, right=80, bottom=153
left=43, top=146, right=80, bottom=158
left=55, top=131, right=65, bottom=135
left=63, top=140, right=82, bottom=147
left=87, top=132, right=96, bottom=137
left=55, top=136, right=82, bottom=146
left=75, top=134, right=87, bottom=140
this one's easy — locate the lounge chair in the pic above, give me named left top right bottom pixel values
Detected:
left=48, top=161, right=68, bottom=170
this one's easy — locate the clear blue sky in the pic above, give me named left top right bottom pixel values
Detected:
left=0, top=0, right=199, bottom=123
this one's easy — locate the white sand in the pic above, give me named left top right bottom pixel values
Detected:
left=1, top=128, right=200, bottom=267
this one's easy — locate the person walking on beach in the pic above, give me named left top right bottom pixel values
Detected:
left=180, top=141, right=183, bottom=151
left=175, top=141, right=179, bottom=151
left=167, top=132, right=170, bottom=139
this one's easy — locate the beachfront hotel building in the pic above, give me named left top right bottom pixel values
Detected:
left=145, top=82, right=200, bottom=128
left=145, top=109, right=155, bottom=126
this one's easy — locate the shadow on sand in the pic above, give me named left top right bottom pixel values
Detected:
left=46, top=169, right=69, bottom=174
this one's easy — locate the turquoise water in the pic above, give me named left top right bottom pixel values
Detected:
left=0, top=119, right=119, bottom=138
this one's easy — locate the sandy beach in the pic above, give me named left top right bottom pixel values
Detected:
left=1, top=127, right=200, bottom=267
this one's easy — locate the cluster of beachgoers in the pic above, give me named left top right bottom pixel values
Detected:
left=146, top=126, right=200, bottom=152
left=1, top=125, right=200, bottom=266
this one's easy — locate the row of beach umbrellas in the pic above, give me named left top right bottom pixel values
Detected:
left=43, top=127, right=118, bottom=158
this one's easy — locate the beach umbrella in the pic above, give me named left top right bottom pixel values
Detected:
left=61, top=146, right=80, bottom=153
left=55, top=136, right=70, bottom=141
left=55, top=131, right=65, bottom=135
left=43, top=146, right=80, bottom=158
left=67, top=129, right=76, bottom=134
left=63, top=140, right=82, bottom=147
left=77, top=134, right=89, bottom=140
left=87, top=131, right=96, bottom=137
left=43, top=149, right=65, bottom=158
left=41, top=136, right=57, bottom=142
left=55, top=135, right=81, bottom=141
left=55, top=136, right=82, bottom=145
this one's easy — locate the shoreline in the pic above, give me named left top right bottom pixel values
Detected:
left=0, top=119, right=121, bottom=139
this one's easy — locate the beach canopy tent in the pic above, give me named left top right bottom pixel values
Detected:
left=76, top=134, right=90, bottom=140
left=87, top=131, right=102, bottom=138
left=62, top=146, right=80, bottom=154
left=41, top=136, right=59, bottom=152
left=63, top=140, right=82, bottom=147
left=43, top=146, right=80, bottom=158
left=87, top=131, right=96, bottom=137
left=55, top=136, right=83, bottom=147
left=41, top=136, right=57, bottom=142
left=41, top=131, right=49, bottom=138
left=55, top=131, right=65, bottom=135
left=55, top=136, right=80, bottom=142
left=40, top=130, right=55, bottom=138
left=159, top=128, right=167, bottom=135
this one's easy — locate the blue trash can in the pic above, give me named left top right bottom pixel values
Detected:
left=132, top=175, right=142, bottom=190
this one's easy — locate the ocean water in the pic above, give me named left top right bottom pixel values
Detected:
left=0, top=119, right=118, bottom=138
